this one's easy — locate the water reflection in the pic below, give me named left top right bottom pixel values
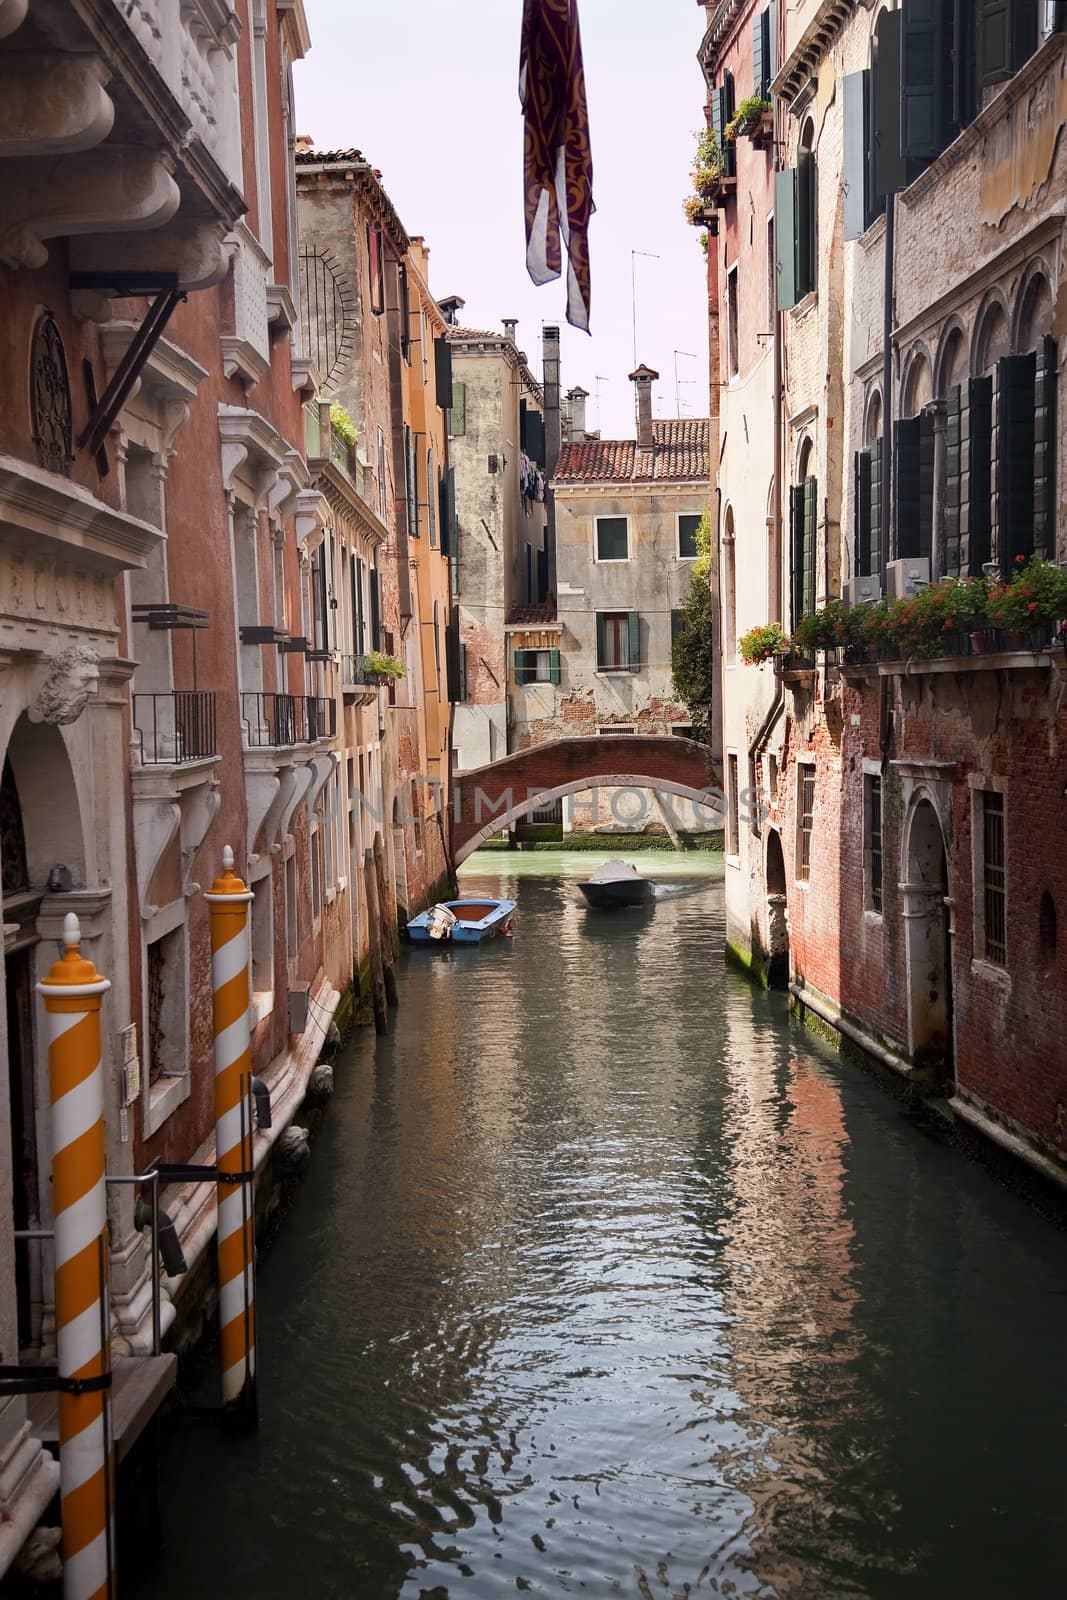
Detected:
left=134, top=855, right=1067, bottom=1600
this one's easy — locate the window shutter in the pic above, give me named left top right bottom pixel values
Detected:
left=595, top=612, right=607, bottom=670
left=953, top=0, right=980, bottom=128
left=445, top=616, right=462, bottom=700
left=317, top=549, right=329, bottom=650
left=961, top=376, right=993, bottom=575
left=1013, top=0, right=1039, bottom=65
left=775, top=168, right=799, bottom=311
left=527, top=410, right=545, bottom=466
left=442, top=467, right=456, bottom=558
left=919, top=408, right=935, bottom=560
left=752, top=8, right=771, bottom=99
left=995, top=352, right=1036, bottom=574
left=944, top=385, right=963, bottom=577
left=720, top=79, right=736, bottom=177
left=843, top=74, right=869, bottom=241
left=873, top=9, right=908, bottom=196
left=796, top=148, right=815, bottom=297
left=893, top=418, right=921, bottom=558
left=449, top=380, right=466, bottom=437
left=434, top=337, right=453, bottom=411
left=427, top=455, right=437, bottom=548
left=855, top=450, right=872, bottom=575
left=1034, top=333, right=1057, bottom=556
left=802, top=476, right=817, bottom=617
left=399, top=263, right=410, bottom=358
left=549, top=649, right=561, bottom=686
left=514, top=649, right=531, bottom=685
left=459, top=641, right=467, bottom=702
left=978, top=0, right=1015, bottom=84
left=870, top=438, right=883, bottom=576
left=901, top=0, right=953, bottom=166
left=790, top=482, right=805, bottom=626
left=369, top=568, right=381, bottom=651
left=627, top=611, right=641, bottom=671
left=710, top=89, right=725, bottom=167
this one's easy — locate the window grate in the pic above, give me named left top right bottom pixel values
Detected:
left=869, top=775, right=883, bottom=913
left=798, top=767, right=815, bottom=880
left=983, top=790, right=1006, bottom=965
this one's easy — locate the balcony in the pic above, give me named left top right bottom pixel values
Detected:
left=838, top=625, right=1063, bottom=680
left=342, top=655, right=384, bottom=705
left=241, top=692, right=337, bottom=748
left=133, top=690, right=217, bottom=764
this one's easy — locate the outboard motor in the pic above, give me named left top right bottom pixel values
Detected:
left=426, top=903, right=458, bottom=941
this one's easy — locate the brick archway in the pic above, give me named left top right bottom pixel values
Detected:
left=451, top=736, right=720, bottom=865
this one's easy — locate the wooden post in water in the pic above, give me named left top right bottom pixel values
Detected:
left=373, top=832, right=398, bottom=1008
left=363, top=847, right=389, bottom=1034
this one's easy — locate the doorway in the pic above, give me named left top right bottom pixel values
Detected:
left=903, top=799, right=954, bottom=1078
left=765, top=828, right=789, bottom=990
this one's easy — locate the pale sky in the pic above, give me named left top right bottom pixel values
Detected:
left=293, top=0, right=711, bottom=441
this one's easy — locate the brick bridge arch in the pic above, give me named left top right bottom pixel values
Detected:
left=451, top=735, right=721, bottom=865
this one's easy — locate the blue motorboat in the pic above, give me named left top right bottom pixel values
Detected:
left=406, top=898, right=516, bottom=945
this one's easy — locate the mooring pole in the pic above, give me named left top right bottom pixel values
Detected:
left=204, top=847, right=258, bottom=1427
left=38, top=914, right=115, bottom=1600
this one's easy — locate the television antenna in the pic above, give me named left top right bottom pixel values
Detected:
left=674, top=350, right=698, bottom=416
left=631, top=250, right=660, bottom=368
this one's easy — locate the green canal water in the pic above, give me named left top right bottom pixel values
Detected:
left=136, top=852, right=1067, bottom=1598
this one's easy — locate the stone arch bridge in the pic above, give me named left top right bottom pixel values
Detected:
left=451, top=735, right=722, bottom=866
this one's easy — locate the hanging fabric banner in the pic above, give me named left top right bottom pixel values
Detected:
left=519, top=0, right=595, bottom=332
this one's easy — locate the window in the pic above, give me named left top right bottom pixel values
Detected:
left=854, top=441, right=884, bottom=577
left=726, top=754, right=740, bottom=856
left=678, top=513, right=702, bottom=560
left=724, top=515, right=737, bottom=666
left=596, top=515, right=628, bottom=561
left=748, top=753, right=763, bottom=835
left=405, top=426, right=418, bottom=538
left=944, top=377, right=993, bottom=577
left=514, top=648, right=561, bottom=685
left=671, top=724, right=693, bottom=738
left=727, top=265, right=740, bottom=377
left=427, top=449, right=437, bottom=546
left=598, top=725, right=634, bottom=734
left=767, top=753, right=778, bottom=802
left=435, top=336, right=453, bottom=411
left=709, top=71, right=737, bottom=180
left=980, top=789, right=1007, bottom=965
left=285, top=854, right=297, bottom=961
left=311, top=825, right=322, bottom=920
left=796, top=764, right=815, bottom=881
left=865, top=773, right=883, bottom=914
left=775, top=129, right=815, bottom=310
left=595, top=611, right=640, bottom=673
left=250, top=872, right=273, bottom=1002
left=766, top=215, right=776, bottom=328
left=752, top=5, right=774, bottom=100
left=146, top=925, right=185, bottom=1085
left=791, top=456, right=817, bottom=624
left=367, top=225, right=385, bottom=315
left=377, top=427, right=387, bottom=519
left=893, top=411, right=935, bottom=560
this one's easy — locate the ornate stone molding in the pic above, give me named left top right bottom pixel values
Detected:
left=0, top=450, right=162, bottom=573
left=0, top=151, right=180, bottom=271
left=294, top=488, right=329, bottom=556
left=0, top=53, right=114, bottom=159
left=131, top=758, right=221, bottom=916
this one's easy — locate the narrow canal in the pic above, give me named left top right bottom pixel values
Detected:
left=139, top=854, right=1067, bottom=1599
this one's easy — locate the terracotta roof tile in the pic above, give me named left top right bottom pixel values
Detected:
left=295, top=147, right=366, bottom=165
left=446, top=327, right=513, bottom=344
left=506, top=604, right=559, bottom=625
left=553, top=418, right=709, bottom=484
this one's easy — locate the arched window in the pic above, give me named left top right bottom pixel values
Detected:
left=791, top=437, right=817, bottom=624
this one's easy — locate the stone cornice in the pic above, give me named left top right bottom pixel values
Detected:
left=0, top=452, right=161, bottom=572
left=770, top=0, right=857, bottom=106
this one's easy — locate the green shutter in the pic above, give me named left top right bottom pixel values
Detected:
left=753, top=8, right=771, bottom=99
left=434, top=337, right=453, bottom=411
left=944, top=385, right=963, bottom=577
left=710, top=89, right=725, bottom=170
left=893, top=417, right=921, bottom=558
left=873, top=9, right=907, bottom=196
left=803, top=476, right=817, bottom=617
left=514, top=649, right=532, bottom=685
left=427, top=452, right=437, bottom=547
left=549, top=648, right=561, bottom=686
left=843, top=74, right=869, bottom=241
left=855, top=450, right=872, bottom=575
left=775, top=168, right=799, bottom=311
left=720, top=79, right=736, bottom=177
left=870, top=438, right=884, bottom=577
left=961, top=376, right=993, bottom=575
left=978, top=0, right=1015, bottom=84
left=1034, top=333, right=1057, bottom=557
left=449, top=380, right=466, bottom=437
left=627, top=611, right=641, bottom=671
left=369, top=568, right=381, bottom=651
left=901, top=0, right=953, bottom=167
left=790, top=483, right=804, bottom=626
left=919, top=409, right=935, bottom=561
left=595, top=612, right=607, bottom=670
left=953, top=0, right=979, bottom=128
left=995, top=352, right=1036, bottom=575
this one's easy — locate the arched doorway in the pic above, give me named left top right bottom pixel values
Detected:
left=2, top=714, right=85, bottom=1350
left=902, top=798, right=954, bottom=1078
left=765, top=828, right=789, bottom=989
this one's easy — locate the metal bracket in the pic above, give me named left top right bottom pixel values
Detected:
left=0, top=1365, right=112, bottom=1398
left=77, top=287, right=186, bottom=460
left=152, top=1162, right=253, bottom=1186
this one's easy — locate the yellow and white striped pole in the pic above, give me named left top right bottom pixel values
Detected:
left=204, top=847, right=257, bottom=1426
left=38, top=914, right=114, bottom=1600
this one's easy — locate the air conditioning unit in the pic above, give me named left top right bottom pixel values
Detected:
left=843, top=576, right=882, bottom=607
left=886, top=557, right=930, bottom=600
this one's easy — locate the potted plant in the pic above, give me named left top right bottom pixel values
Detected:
left=363, top=650, right=406, bottom=681
left=792, top=598, right=850, bottom=658
left=683, top=127, right=727, bottom=224
left=738, top=621, right=789, bottom=666
left=987, top=555, right=1067, bottom=648
left=725, top=96, right=772, bottom=143
left=329, top=402, right=359, bottom=447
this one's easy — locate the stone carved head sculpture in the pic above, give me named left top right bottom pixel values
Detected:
left=31, top=644, right=101, bottom=726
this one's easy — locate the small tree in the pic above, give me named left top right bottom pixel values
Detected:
left=671, top=509, right=714, bottom=743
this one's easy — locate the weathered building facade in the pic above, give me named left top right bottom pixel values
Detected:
left=705, top=0, right=1067, bottom=1182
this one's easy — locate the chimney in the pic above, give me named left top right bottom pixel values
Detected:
left=502, top=318, right=518, bottom=343
left=629, top=364, right=658, bottom=450
left=567, top=386, right=589, bottom=438
left=439, top=294, right=465, bottom=327
left=543, top=325, right=562, bottom=475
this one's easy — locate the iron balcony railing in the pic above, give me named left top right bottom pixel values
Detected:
left=342, top=655, right=383, bottom=687
left=306, top=695, right=337, bottom=740
left=133, top=691, right=217, bottom=764
left=242, top=691, right=301, bottom=747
